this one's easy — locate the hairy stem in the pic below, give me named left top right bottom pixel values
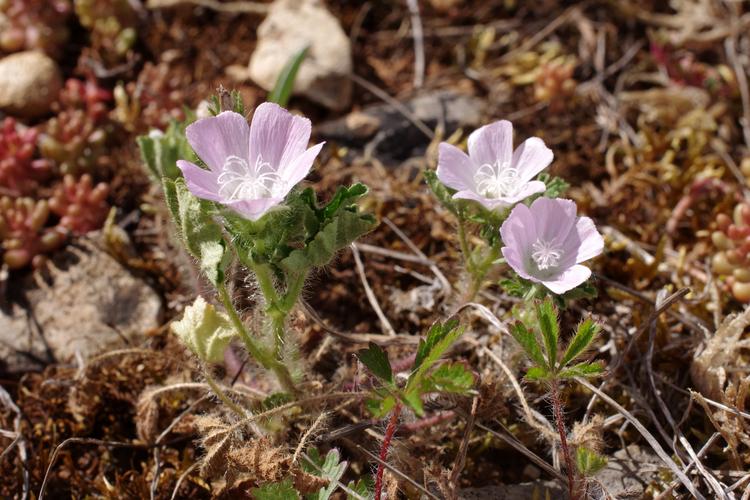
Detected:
left=456, top=214, right=475, bottom=275
left=203, top=367, right=246, bottom=418
left=217, top=282, right=297, bottom=394
left=375, top=402, right=402, bottom=500
left=551, top=380, right=577, bottom=499
left=463, top=244, right=500, bottom=302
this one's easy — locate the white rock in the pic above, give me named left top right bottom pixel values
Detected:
left=248, top=0, right=352, bottom=111
left=0, top=50, right=62, bottom=117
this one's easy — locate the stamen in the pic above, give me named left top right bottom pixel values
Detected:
left=531, top=239, right=563, bottom=270
left=217, top=154, right=284, bottom=201
left=473, top=160, right=520, bottom=199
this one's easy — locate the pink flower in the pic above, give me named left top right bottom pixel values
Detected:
left=177, top=103, right=324, bottom=221
left=437, top=120, right=553, bottom=210
left=500, top=197, right=604, bottom=294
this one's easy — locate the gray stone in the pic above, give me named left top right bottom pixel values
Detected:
left=248, top=0, right=352, bottom=111
left=0, top=51, right=62, bottom=118
left=0, top=235, right=162, bottom=373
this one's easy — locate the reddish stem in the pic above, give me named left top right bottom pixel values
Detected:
left=551, top=381, right=577, bottom=500
left=374, top=402, right=402, bottom=500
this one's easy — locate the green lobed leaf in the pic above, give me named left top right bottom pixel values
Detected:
left=524, top=366, right=551, bottom=381
left=414, top=319, right=459, bottom=370
left=538, top=173, right=570, bottom=198
left=302, top=448, right=348, bottom=500
left=500, top=277, right=534, bottom=298
left=400, top=390, right=425, bottom=417
left=576, top=447, right=608, bottom=477
left=356, top=343, right=393, bottom=384
left=268, top=46, right=309, bottom=107
left=260, top=392, right=294, bottom=412
left=347, top=477, right=373, bottom=500
left=365, top=395, right=396, bottom=418
left=421, top=362, right=475, bottom=394
left=406, top=320, right=465, bottom=401
left=280, top=209, right=376, bottom=275
left=510, top=322, right=547, bottom=368
left=557, top=361, right=604, bottom=379
left=560, top=318, right=601, bottom=368
left=536, top=298, right=559, bottom=370
left=251, top=479, right=300, bottom=500
left=165, top=178, right=229, bottom=285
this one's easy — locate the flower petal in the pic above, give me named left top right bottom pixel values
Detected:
left=279, top=142, right=324, bottom=190
left=437, top=142, right=476, bottom=191
left=541, top=265, right=592, bottom=294
left=185, top=111, right=251, bottom=173
left=574, top=216, right=604, bottom=263
left=513, top=137, right=553, bottom=181
left=502, top=246, right=534, bottom=281
left=530, top=197, right=578, bottom=243
left=225, top=197, right=284, bottom=221
left=493, top=180, right=546, bottom=205
left=468, top=120, right=513, bottom=168
left=177, top=160, right=221, bottom=202
left=453, top=189, right=509, bottom=211
left=249, top=102, right=312, bottom=170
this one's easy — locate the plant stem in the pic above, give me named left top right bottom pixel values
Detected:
left=551, top=380, right=577, bottom=500
left=456, top=214, right=475, bottom=275
left=463, top=245, right=500, bottom=302
left=217, top=282, right=297, bottom=394
left=203, top=368, right=247, bottom=418
left=374, top=402, right=402, bottom=500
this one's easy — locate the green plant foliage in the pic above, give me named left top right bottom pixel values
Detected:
left=421, top=362, right=474, bottom=394
left=136, top=119, right=194, bottom=181
left=251, top=479, right=300, bottom=500
left=424, top=169, right=458, bottom=215
left=560, top=318, right=601, bottom=367
left=510, top=322, right=546, bottom=368
left=557, top=361, right=604, bottom=379
left=301, top=448, right=348, bottom=500
left=268, top=46, right=310, bottom=107
left=537, top=172, right=570, bottom=198
left=347, top=477, right=373, bottom=499
left=208, top=88, right=245, bottom=116
left=260, top=392, right=295, bottom=411
left=355, top=343, right=393, bottom=385
left=163, top=178, right=229, bottom=285
left=576, top=447, right=608, bottom=477
left=536, top=299, right=559, bottom=370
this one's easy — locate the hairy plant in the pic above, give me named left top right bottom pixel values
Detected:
left=0, top=196, right=66, bottom=268
left=0, top=117, right=51, bottom=195
left=49, top=174, right=109, bottom=235
left=0, top=0, right=72, bottom=55
left=356, top=320, right=475, bottom=500
left=510, top=297, right=606, bottom=499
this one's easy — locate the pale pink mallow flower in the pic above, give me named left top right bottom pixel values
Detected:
left=500, top=197, right=604, bottom=294
left=177, top=102, right=324, bottom=221
left=436, top=120, right=553, bottom=210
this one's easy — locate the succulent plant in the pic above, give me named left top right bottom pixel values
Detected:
left=711, top=201, right=750, bottom=302
left=0, top=0, right=72, bottom=56
left=0, top=117, right=51, bottom=195
left=74, top=0, right=137, bottom=65
left=0, top=196, right=66, bottom=269
left=55, top=78, right=112, bottom=121
left=49, top=174, right=109, bottom=235
left=651, top=42, right=738, bottom=97
left=534, top=57, right=577, bottom=111
left=114, top=62, right=188, bottom=132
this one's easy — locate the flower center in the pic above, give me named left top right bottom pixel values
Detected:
left=473, top=160, right=520, bottom=199
left=217, top=154, right=284, bottom=201
left=531, top=239, right=563, bottom=270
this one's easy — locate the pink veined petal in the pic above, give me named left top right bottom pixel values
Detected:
left=279, top=142, right=324, bottom=191
left=500, top=202, right=537, bottom=252
left=185, top=111, right=251, bottom=173
left=541, top=264, right=592, bottom=294
left=437, top=142, right=477, bottom=191
left=530, top=197, right=578, bottom=243
left=502, top=246, right=535, bottom=281
left=453, top=189, right=510, bottom=211
left=494, top=180, right=546, bottom=205
left=468, top=120, right=513, bottom=168
left=512, top=137, right=553, bottom=182
left=225, top=197, right=285, bottom=221
left=574, top=216, right=604, bottom=263
left=249, top=102, right=312, bottom=171
left=177, top=160, right=222, bottom=202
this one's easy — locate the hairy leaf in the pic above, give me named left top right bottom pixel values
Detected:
left=136, top=119, right=193, bottom=182
left=422, top=362, right=475, bottom=394
left=356, top=343, right=393, bottom=384
left=560, top=318, right=601, bottom=368
left=424, top=169, right=458, bottom=215
left=347, top=477, right=373, bottom=500
left=400, top=390, right=424, bottom=416
left=538, top=173, right=570, bottom=198
left=302, top=448, right=347, bottom=500
left=536, top=298, right=559, bottom=370
left=525, top=366, right=551, bottom=381
left=251, top=479, right=300, bottom=500
left=510, top=321, right=546, bottom=368
left=365, top=394, right=396, bottom=418
left=576, top=447, right=608, bottom=477
left=165, top=178, right=229, bottom=285
left=557, top=361, right=604, bottom=379
left=268, top=46, right=309, bottom=107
